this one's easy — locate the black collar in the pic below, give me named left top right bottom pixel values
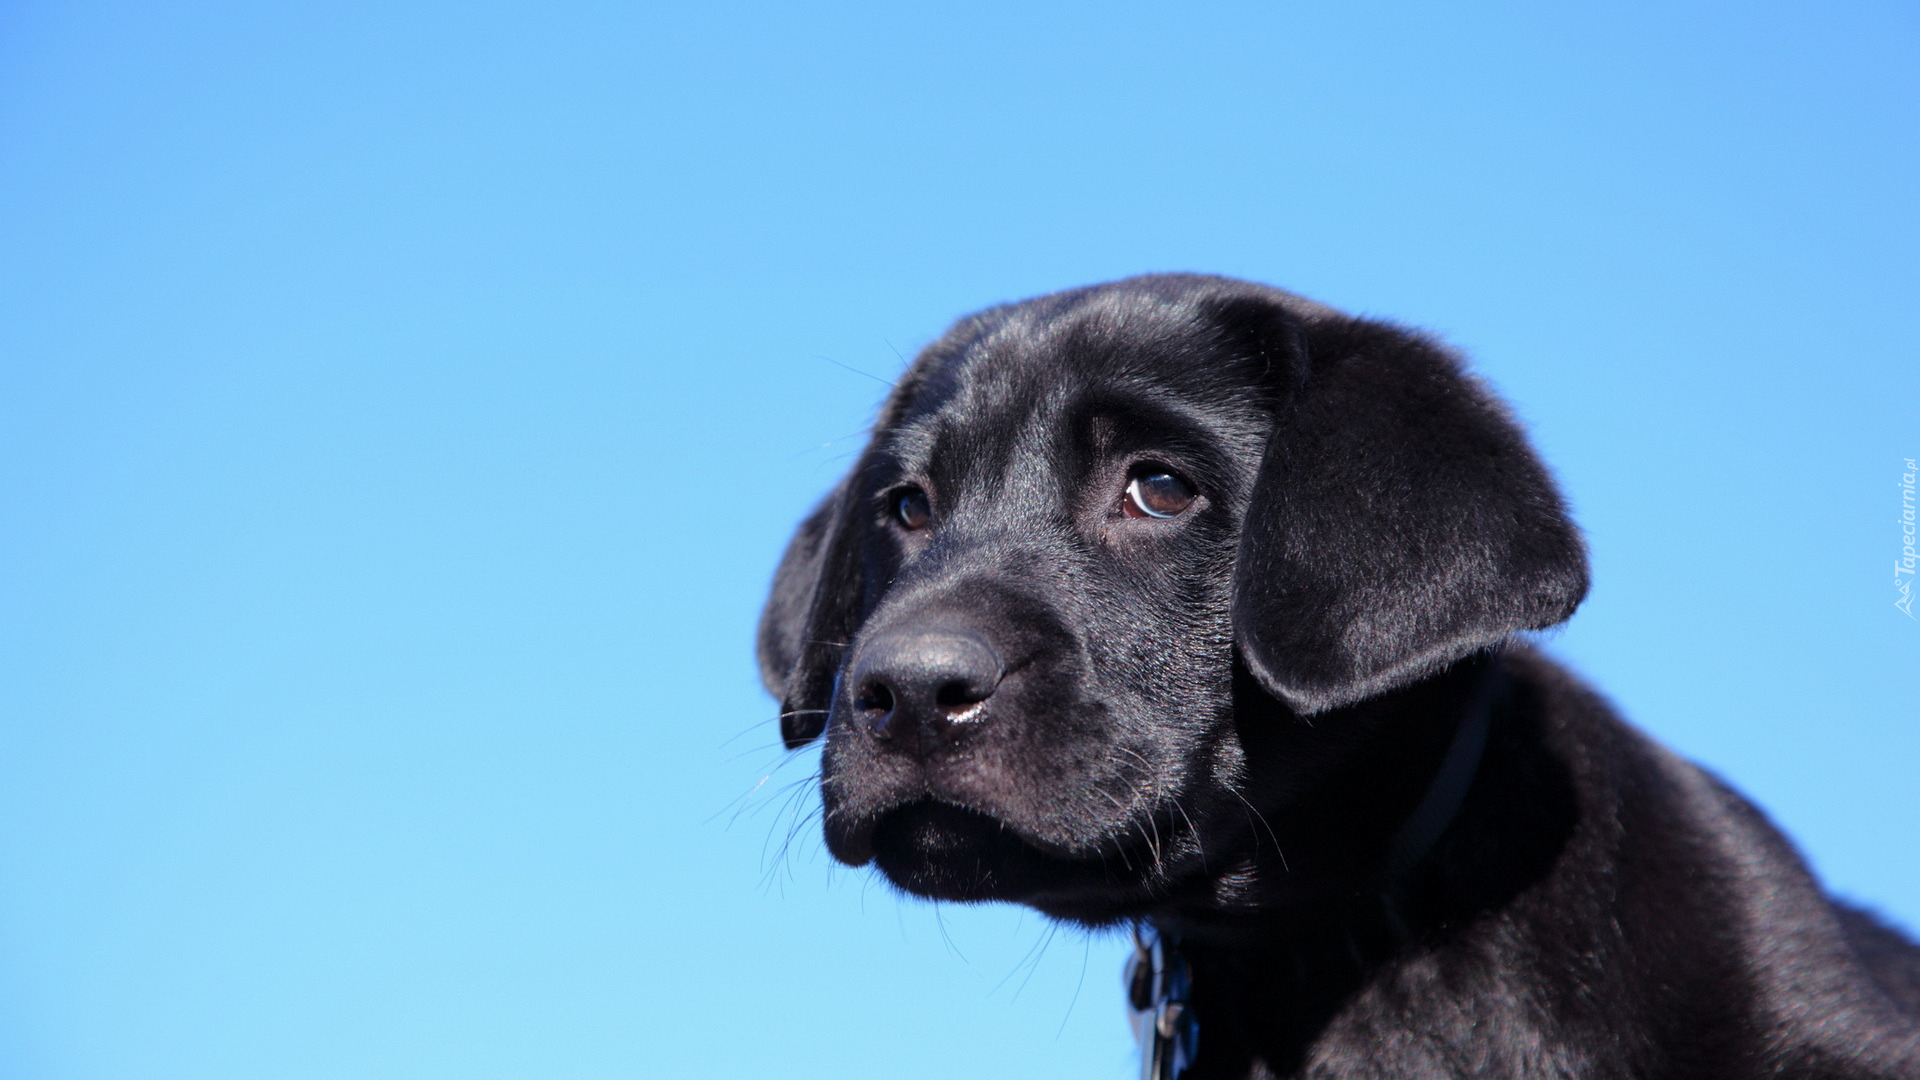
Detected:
left=1381, top=655, right=1504, bottom=883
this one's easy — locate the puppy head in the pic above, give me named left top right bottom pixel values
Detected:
left=757, top=275, right=1586, bottom=921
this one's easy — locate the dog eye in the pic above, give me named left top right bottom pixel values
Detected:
left=1124, top=470, right=1196, bottom=519
left=894, top=488, right=932, bottom=530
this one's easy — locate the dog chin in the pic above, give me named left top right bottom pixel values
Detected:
left=830, top=798, right=1174, bottom=915
left=849, top=799, right=1059, bottom=902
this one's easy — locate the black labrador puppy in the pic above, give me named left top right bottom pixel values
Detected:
left=756, top=274, right=1920, bottom=1078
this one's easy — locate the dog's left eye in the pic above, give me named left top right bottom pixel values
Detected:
left=894, top=488, right=932, bottom=530
left=1123, top=470, right=1196, bottom=519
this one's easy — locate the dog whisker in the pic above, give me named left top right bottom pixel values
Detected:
left=1227, top=786, right=1287, bottom=873
left=1055, top=934, right=1094, bottom=1040
left=932, top=903, right=975, bottom=972
left=1171, top=798, right=1205, bottom=869
left=816, top=353, right=898, bottom=390
left=1007, top=923, right=1061, bottom=1004
left=721, top=739, right=801, bottom=765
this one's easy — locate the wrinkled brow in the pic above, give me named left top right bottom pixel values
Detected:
left=873, top=373, right=1266, bottom=509
left=1061, top=389, right=1255, bottom=491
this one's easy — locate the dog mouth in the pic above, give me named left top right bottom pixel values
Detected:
left=848, top=800, right=1068, bottom=902
left=833, top=796, right=1195, bottom=912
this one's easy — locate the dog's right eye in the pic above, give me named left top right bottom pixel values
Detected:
left=1123, top=469, right=1196, bottom=519
left=894, top=488, right=932, bottom=530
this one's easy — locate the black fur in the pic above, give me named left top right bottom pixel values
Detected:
left=756, top=274, right=1920, bottom=1077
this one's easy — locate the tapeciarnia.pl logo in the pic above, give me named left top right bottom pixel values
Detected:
left=1898, top=457, right=1917, bottom=619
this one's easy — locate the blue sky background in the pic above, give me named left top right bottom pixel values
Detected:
left=1, top=1, right=1916, bottom=1076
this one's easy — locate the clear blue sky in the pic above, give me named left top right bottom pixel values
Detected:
left=1, top=2, right=1915, bottom=1077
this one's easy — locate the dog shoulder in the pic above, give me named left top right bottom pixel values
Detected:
left=1460, top=648, right=1920, bottom=1073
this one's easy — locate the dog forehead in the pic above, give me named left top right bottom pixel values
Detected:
left=883, top=297, right=1253, bottom=467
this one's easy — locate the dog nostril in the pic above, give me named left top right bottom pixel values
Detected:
left=934, top=678, right=990, bottom=714
left=855, top=682, right=897, bottom=736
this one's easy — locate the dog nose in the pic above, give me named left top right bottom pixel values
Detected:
left=851, top=627, right=1002, bottom=748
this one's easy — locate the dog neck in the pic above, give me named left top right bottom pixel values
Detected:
left=1134, top=650, right=1571, bottom=1078
left=1378, top=654, right=1503, bottom=883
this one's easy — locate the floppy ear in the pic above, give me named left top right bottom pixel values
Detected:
left=757, top=487, right=836, bottom=698
left=757, top=482, right=866, bottom=748
left=1231, top=314, right=1589, bottom=714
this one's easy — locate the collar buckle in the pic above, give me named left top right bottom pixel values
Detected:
left=1126, top=924, right=1198, bottom=1080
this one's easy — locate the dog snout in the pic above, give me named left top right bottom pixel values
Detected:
left=851, top=627, right=1002, bottom=750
